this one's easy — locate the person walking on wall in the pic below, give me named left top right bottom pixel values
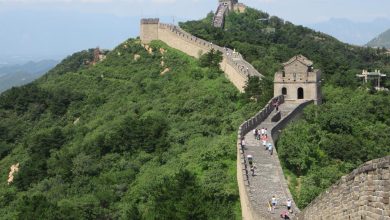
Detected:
left=268, top=143, right=273, bottom=155
left=261, top=127, right=265, bottom=137
left=286, top=198, right=293, bottom=213
left=271, top=195, right=278, bottom=213
left=250, top=164, right=256, bottom=176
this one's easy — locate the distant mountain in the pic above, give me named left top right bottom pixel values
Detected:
left=366, top=29, right=390, bottom=48
left=0, top=60, right=58, bottom=92
left=308, top=18, right=390, bottom=46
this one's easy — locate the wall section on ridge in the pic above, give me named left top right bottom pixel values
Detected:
left=296, top=156, right=390, bottom=220
left=141, top=20, right=263, bottom=92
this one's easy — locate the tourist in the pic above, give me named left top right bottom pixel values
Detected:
left=253, top=129, right=257, bottom=138
left=286, top=199, right=292, bottom=213
left=280, top=210, right=290, bottom=219
left=250, top=164, right=256, bottom=176
left=261, top=127, right=265, bottom=136
left=247, top=154, right=253, bottom=166
left=268, top=143, right=273, bottom=155
left=261, top=135, right=267, bottom=148
left=264, top=128, right=268, bottom=137
left=271, top=195, right=278, bottom=213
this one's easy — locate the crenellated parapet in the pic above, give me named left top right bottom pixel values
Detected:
left=213, top=0, right=245, bottom=28
left=297, top=156, right=390, bottom=220
left=140, top=19, right=262, bottom=92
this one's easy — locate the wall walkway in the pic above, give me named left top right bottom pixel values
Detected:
left=237, top=98, right=313, bottom=219
left=157, top=23, right=262, bottom=92
left=213, top=3, right=228, bottom=28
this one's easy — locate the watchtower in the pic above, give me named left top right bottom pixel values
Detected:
left=274, top=55, right=322, bottom=105
left=219, top=0, right=238, bottom=11
left=140, top=18, right=159, bottom=44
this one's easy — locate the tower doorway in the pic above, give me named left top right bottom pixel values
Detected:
left=297, top=87, right=304, bottom=99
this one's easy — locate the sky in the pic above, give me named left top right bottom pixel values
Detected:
left=0, top=0, right=389, bottom=64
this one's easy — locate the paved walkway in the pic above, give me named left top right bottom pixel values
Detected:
left=213, top=3, right=228, bottom=28
left=243, top=101, right=301, bottom=219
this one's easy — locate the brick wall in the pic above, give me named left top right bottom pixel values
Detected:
left=297, top=156, right=390, bottom=220
left=140, top=21, right=263, bottom=92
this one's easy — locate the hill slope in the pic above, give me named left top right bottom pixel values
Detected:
left=181, top=8, right=390, bottom=208
left=0, top=39, right=260, bottom=219
left=366, top=28, right=390, bottom=49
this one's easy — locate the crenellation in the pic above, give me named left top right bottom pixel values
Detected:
left=297, top=156, right=390, bottom=220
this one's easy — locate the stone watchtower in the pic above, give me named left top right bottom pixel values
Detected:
left=219, top=0, right=238, bottom=10
left=140, top=18, right=159, bottom=44
left=274, top=55, right=322, bottom=104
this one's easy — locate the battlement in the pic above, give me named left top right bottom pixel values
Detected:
left=140, top=18, right=159, bottom=24
left=213, top=0, right=245, bottom=28
left=139, top=19, right=262, bottom=91
left=140, top=18, right=160, bottom=44
left=297, top=156, right=390, bottom=220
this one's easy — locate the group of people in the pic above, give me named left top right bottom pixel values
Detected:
left=253, top=127, right=273, bottom=155
left=270, top=196, right=293, bottom=219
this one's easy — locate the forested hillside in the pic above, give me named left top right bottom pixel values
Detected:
left=181, top=8, right=390, bottom=208
left=0, top=40, right=261, bottom=219
left=367, top=28, right=390, bottom=49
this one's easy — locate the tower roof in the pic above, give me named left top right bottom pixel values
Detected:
left=283, top=55, right=313, bottom=67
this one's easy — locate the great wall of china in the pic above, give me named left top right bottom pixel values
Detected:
left=140, top=18, right=262, bottom=92
left=140, top=13, right=390, bottom=220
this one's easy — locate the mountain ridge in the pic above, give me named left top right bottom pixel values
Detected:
left=0, top=60, right=58, bottom=92
left=366, top=28, right=390, bottom=49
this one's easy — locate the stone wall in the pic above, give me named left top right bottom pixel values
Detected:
left=236, top=95, right=284, bottom=220
left=271, top=100, right=313, bottom=142
left=140, top=21, right=263, bottom=92
left=140, top=18, right=159, bottom=44
left=297, top=156, right=390, bottom=220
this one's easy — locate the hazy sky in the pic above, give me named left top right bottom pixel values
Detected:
left=0, top=0, right=389, bottom=63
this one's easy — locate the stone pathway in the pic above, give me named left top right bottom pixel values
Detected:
left=243, top=101, right=301, bottom=219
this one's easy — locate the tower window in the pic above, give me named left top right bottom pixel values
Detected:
left=282, top=87, right=287, bottom=95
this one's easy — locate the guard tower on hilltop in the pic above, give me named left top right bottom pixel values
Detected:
left=219, top=0, right=238, bottom=10
left=140, top=18, right=160, bottom=44
left=213, top=0, right=245, bottom=28
left=274, top=55, right=322, bottom=105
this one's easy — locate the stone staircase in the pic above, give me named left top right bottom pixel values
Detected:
left=243, top=101, right=302, bottom=219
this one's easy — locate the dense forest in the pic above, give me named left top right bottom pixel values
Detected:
left=181, top=8, right=390, bottom=208
left=0, top=40, right=263, bottom=219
